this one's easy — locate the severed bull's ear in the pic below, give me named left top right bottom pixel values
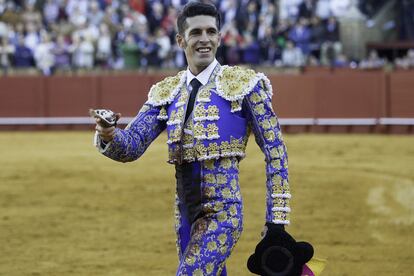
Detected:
left=89, top=108, right=119, bottom=127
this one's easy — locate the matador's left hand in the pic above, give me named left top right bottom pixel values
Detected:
left=247, top=223, right=314, bottom=276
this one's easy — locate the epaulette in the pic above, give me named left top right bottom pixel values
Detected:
left=147, top=70, right=186, bottom=107
left=215, top=65, right=273, bottom=101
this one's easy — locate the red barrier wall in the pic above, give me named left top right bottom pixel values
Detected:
left=388, top=71, right=414, bottom=117
left=1, top=70, right=413, bottom=132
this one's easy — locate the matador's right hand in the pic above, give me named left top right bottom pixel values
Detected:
left=90, top=109, right=121, bottom=143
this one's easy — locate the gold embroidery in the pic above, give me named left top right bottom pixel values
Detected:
left=272, top=179, right=284, bottom=194
left=206, top=105, right=219, bottom=118
left=204, top=173, right=215, bottom=184
left=270, top=147, right=280, bottom=159
left=204, top=186, right=216, bottom=198
left=208, top=220, right=218, bottom=231
left=194, top=104, right=206, bottom=118
left=194, top=122, right=205, bottom=138
left=259, top=119, right=272, bottom=130
left=231, top=101, right=241, bottom=112
left=220, top=141, right=231, bottom=156
left=204, top=159, right=216, bottom=170
left=195, top=143, right=207, bottom=156
left=231, top=217, right=239, bottom=227
left=264, top=130, right=276, bottom=142
left=206, top=123, right=219, bottom=139
left=169, top=110, right=176, bottom=121
left=249, top=92, right=261, bottom=104
left=229, top=205, right=238, bottom=216
left=206, top=263, right=214, bottom=274
left=219, top=158, right=232, bottom=169
left=182, top=132, right=193, bottom=145
left=270, top=117, right=278, bottom=127
left=218, top=233, right=227, bottom=244
left=193, top=269, right=203, bottom=276
left=217, top=66, right=257, bottom=99
left=254, top=103, right=266, bottom=115
left=186, top=255, right=196, bottom=266
left=222, top=188, right=232, bottom=199
left=148, top=71, right=185, bottom=105
left=230, top=179, right=237, bottom=190
left=216, top=174, right=227, bottom=184
left=217, top=211, right=228, bottom=222
left=219, top=245, right=228, bottom=255
left=157, top=106, right=167, bottom=120
left=271, top=160, right=281, bottom=170
left=207, top=241, right=217, bottom=252
left=208, top=142, right=220, bottom=156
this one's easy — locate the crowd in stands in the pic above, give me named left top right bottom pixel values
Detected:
left=0, top=0, right=413, bottom=75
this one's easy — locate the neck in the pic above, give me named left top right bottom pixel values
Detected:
left=189, top=65, right=207, bottom=76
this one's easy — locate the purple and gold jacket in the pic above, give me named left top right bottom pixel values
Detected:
left=95, top=64, right=291, bottom=225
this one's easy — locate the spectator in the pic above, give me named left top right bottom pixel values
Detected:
left=237, top=0, right=259, bottom=37
left=220, top=0, right=238, bottom=26
left=52, top=34, right=71, bottom=71
left=395, top=49, right=414, bottom=69
left=21, top=2, right=42, bottom=26
left=330, top=0, right=352, bottom=18
left=147, top=1, right=164, bottom=34
left=120, top=33, right=140, bottom=69
left=161, top=5, right=178, bottom=42
left=154, top=27, right=171, bottom=67
left=78, top=36, right=95, bottom=69
left=359, top=50, right=385, bottom=69
left=69, top=35, right=94, bottom=70
left=288, top=17, right=312, bottom=56
left=259, top=25, right=279, bottom=64
left=95, top=23, right=113, bottom=68
left=279, top=0, right=303, bottom=22
left=282, top=40, right=304, bottom=67
left=13, top=35, right=34, bottom=68
left=309, top=16, right=325, bottom=60
left=129, top=0, right=145, bottom=14
left=320, top=16, right=342, bottom=66
left=43, top=0, right=60, bottom=27
left=140, top=34, right=160, bottom=68
left=298, top=0, right=316, bottom=20
left=87, top=0, right=104, bottom=27
left=69, top=5, right=87, bottom=27
left=315, top=0, right=332, bottom=20
left=0, top=36, right=14, bottom=74
left=241, top=33, right=260, bottom=65
left=333, top=53, right=349, bottom=68
left=66, top=0, right=89, bottom=20
left=24, top=22, right=40, bottom=53
left=33, top=31, right=55, bottom=75
left=222, top=19, right=242, bottom=65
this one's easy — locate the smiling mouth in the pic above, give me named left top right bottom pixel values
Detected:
left=196, top=47, right=211, bottom=53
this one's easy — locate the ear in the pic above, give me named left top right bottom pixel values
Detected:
left=176, top=33, right=185, bottom=49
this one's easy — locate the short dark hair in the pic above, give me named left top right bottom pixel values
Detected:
left=176, top=1, right=221, bottom=35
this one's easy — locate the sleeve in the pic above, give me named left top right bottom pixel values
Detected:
left=243, top=80, right=291, bottom=225
left=94, top=102, right=167, bottom=163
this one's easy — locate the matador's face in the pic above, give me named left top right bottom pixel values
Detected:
left=176, top=15, right=221, bottom=75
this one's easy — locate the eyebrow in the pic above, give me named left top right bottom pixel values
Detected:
left=188, top=27, right=218, bottom=34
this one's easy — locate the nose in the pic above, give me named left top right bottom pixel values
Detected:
left=200, top=30, right=209, bottom=42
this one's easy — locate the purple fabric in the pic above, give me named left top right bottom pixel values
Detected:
left=302, top=264, right=315, bottom=276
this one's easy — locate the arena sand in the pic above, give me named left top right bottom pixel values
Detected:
left=0, top=132, right=413, bottom=275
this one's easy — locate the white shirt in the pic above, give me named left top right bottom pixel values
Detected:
left=186, top=59, right=219, bottom=87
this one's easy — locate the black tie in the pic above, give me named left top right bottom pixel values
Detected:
left=185, top=78, right=202, bottom=122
